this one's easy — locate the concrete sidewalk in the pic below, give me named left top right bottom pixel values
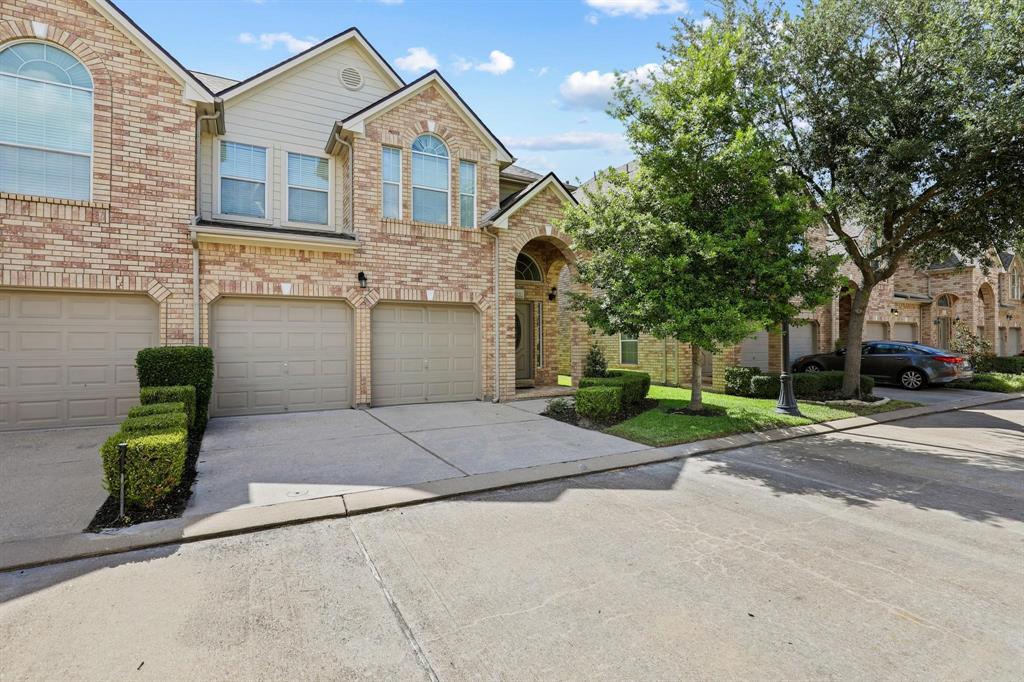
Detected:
left=0, top=391, right=1019, bottom=572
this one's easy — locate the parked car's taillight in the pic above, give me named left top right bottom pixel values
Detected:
left=934, top=355, right=963, bottom=364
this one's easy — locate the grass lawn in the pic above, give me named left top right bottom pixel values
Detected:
left=956, top=373, right=1024, bottom=393
left=606, top=384, right=919, bottom=447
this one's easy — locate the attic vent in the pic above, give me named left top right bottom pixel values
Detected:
left=340, top=66, right=363, bottom=90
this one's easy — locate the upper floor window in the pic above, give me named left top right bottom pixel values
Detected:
left=287, top=152, right=329, bottom=225
left=381, top=146, right=401, bottom=219
left=459, top=160, right=476, bottom=228
left=1012, top=270, right=1022, bottom=300
left=620, top=334, right=639, bottom=365
left=220, top=141, right=266, bottom=218
left=0, top=42, right=93, bottom=200
left=411, top=133, right=448, bottom=224
left=936, top=294, right=952, bottom=308
left=515, top=253, right=543, bottom=281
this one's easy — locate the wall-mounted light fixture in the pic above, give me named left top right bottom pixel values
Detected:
left=548, top=287, right=557, bottom=302
left=357, top=271, right=367, bottom=289
left=890, top=308, right=899, bottom=315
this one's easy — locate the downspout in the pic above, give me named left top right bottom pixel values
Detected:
left=483, top=227, right=501, bottom=402
left=333, top=132, right=355, bottom=233
left=193, top=108, right=220, bottom=345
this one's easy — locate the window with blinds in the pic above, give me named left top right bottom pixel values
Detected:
left=219, top=141, right=266, bottom=218
left=287, top=152, right=329, bottom=225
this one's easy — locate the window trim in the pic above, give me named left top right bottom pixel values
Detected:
left=411, top=133, right=449, bottom=226
left=0, top=40, right=94, bottom=201
left=215, top=138, right=270, bottom=224
left=459, top=159, right=477, bottom=228
left=514, top=253, right=543, bottom=282
left=619, top=333, right=639, bottom=366
left=534, top=300, right=543, bottom=368
left=381, top=145, right=402, bottom=220
left=283, top=150, right=333, bottom=228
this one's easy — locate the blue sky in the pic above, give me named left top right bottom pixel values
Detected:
left=118, top=0, right=707, bottom=184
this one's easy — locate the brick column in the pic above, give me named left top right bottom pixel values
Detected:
left=354, top=301, right=372, bottom=407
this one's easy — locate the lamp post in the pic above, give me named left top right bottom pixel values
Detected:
left=776, top=319, right=802, bottom=416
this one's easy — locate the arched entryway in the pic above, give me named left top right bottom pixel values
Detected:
left=932, top=293, right=958, bottom=349
left=978, top=283, right=996, bottom=351
left=511, top=235, right=578, bottom=393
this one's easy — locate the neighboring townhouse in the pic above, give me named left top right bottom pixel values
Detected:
left=1, top=0, right=585, bottom=430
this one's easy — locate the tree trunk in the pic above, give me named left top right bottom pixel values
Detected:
left=690, top=347, right=703, bottom=410
left=841, top=284, right=874, bottom=397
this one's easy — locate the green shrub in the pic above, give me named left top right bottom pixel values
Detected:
left=135, top=346, right=214, bottom=427
left=579, top=370, right=650, bottom=409
left=961, top=372, right=1024, bottom=393
left=140, top=385, right=195, bottom=430
left=127, top=401, right=185, bottom=420
left=583, top=342, right=608, bottom=378
left=975, top=355, right=1024, bottom=374
left=575, top=386, right=621, bottom=421
left=120, top=411, right=189, bottom=437
left=750, top=371, right=874, bottom=399
left=724, top=366, right=761, bottom=396
left=542, top=397, right=577, bottom=422
left=100, top=428, right=188, bottom=508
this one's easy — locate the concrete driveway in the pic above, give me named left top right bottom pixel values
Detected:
left=187, top=400, right=643, bottom=517
left=874, top=384, right=997, bottom=404
left=3, top=400, right=1021, bottom=680
left=0, top=427, right=110, bottom=544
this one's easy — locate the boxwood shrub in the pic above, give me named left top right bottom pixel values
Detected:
left=140, top=385, right=195, bottom=430
left=974, top=355, right=1024, bottom=374
left=100, top=428, right=188, bottom=508
left=127, top=401, right=185, bottom=420
left=579, top=370, right=650, bottom=410
left=724, top=366, right=761, bottom=396
left=120, top=411, right=189, bottom=437
left=135, top=346, right=214, bottom=427
left=749, top=371, right=874, bottom=399
left=575, top=386, right=621, bottom=422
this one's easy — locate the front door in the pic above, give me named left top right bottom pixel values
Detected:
left=515, top=302, right=533, bottom=386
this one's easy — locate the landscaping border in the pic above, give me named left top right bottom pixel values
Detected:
left=1, top=391, right=1019, bottom=573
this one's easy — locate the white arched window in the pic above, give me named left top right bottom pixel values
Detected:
left=515, top=253, right=543, bottom=281
left=411, top=133, right=448, bottom=224
left=0, top=42, right=93, bottom=200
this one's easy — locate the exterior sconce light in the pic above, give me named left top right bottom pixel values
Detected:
left=358, top=271, right=367, bottom=289
left=548, top=287, right=557, bottom=301
left=890, top=308, right=898, bottom=315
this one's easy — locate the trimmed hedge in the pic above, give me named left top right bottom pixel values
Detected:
left=975, top=355, right=1024, bottom=374
left=100, top=428, right=188, bottom=508
left=579, top=370, right=651, bottom=410
left=135, top=346, right=214, bottom=427
left=749, top=371, right=874, bottom=399
left=120, top=411, right=189, bottom=437
left=140, top=385, right=195, bottom=430
left=724, top=366, right=761, bottom=396
left=576, top=386, right=621, bottom=421
left=127, top=401, right=185, bottom=420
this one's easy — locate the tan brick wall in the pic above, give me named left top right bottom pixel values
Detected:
left=1, top=0, right=196, bottom=344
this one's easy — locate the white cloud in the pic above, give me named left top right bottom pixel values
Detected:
left=237, top=32, right=318, bottom=54
left=585, top=0, right=687, bottom=18
left=506, top=131, right=626, bottom=152
left=558, top=63, right=661, bottom=110
left=476, top=50, right=515, bottom=75
left=452, top=56, right=473, bottom=72
left=536, top=66, right=549, bottom=77
left=395, top=47, right=439, bottom=73
left=585, top=13, right=600, bottom=25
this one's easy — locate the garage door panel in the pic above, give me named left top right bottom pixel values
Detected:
left=210, top=298, right=353, bottom=416
left=372, top=303, right=480, bottom=406
left=865, top=322, right=886, bottom=340
left=1, top=291, right=157, bottom=431
left=893, top=323, right=917, bottom=342
left=789, top=322, right=818, bottom=359
left=740, top=330, right=770, bottom=371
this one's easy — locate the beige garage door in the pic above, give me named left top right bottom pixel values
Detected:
left=893, top=322, right=918, bottom=343
left=372, top=303, right=479, bottom=406
left=211, top=297, right=352, bottom=417
left=864, top=321, right=887, bottom=341
left=0, top=290, right=158, bottom=431
left=740, top=329, right=770, bottom=371
left=789, top=321, right=818, bottom=359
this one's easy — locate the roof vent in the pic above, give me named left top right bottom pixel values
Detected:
left=340, top=66, right=363, bottom=91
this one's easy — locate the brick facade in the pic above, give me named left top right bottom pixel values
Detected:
left=1, top=0, right=197, bottom=345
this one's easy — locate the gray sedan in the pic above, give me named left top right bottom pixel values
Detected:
left=793, top=341, right=974, bottom=390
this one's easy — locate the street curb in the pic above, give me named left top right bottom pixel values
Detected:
left=2, top=391, right=1019, bottom=573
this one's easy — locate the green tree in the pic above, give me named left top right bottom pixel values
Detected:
left=561, top=25, right=839, bottom=411
left=734, top=0, right=1024, bottom=394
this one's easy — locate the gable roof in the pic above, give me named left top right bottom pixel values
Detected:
left=216, top=27, right=403, bottom=99
left=500, top=165, right=543, bottom=184
left=191, top=70, right=239, bottom=93
left=86, top=0, right=214, bottom=102
left=482, top=172, right=577, bottom=228
left=332, top=70, right=514, bottom=164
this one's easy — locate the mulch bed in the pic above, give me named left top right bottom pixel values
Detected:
left=84, top=429, right=204, bottom=532
left=669, top=404, right=728, bottom=417
left=543, top=397, right=659, bottom=431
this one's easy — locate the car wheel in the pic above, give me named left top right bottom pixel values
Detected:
left=803, top=363, right=823, bottom=373
left=899, top=368, right=926, bottom=390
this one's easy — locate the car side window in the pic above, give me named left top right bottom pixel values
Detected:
left=874, top=343, right=902, bottom=355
